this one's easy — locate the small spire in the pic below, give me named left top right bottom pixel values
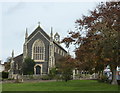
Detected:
left=25, top=28, right=28, bottom=38
left=51, top=27, right=53, bottom=38
left=12, top=50, right=14, bottom=58
left=38, top=22, right=40, bottom=27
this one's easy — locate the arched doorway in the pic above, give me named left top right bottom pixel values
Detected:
left=36, top=65, right=41, bottom=75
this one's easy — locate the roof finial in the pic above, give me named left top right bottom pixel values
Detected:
left=38, top=22, right=40, bottom=27
left=25, top=28, right=28, bottom=38
left=12, top=50, right=14, bottom=58
left=51, top=27, right=53, bottom=38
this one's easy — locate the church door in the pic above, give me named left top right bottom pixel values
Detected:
left=36, top=65, right=41, bottom=75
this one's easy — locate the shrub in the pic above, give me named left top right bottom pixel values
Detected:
left=8, top=78, right=14, bottom=80
left=117, top=80, right=120, bottom=85
left=61, top=69, right=73, bottom=82
left=41, top=75, right=51, bottom=80
left=75, top=74, right=83, bottom=78
left=2, top=71, right=9, bottom=79
left=54, top=75, right=62, bottom=81
left=48, top=68, right=58, bottom=79
left=29, top=75, right=34, bottom=79
left=14, top=79, right=20, bottom=83
left=98, top=75, right=109, bottom=83
left=22, top=58, right=35, bottom=75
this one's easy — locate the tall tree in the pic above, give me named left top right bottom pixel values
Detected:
left=62, top=1, right=120, bottom=85
left=57, top=55, right=75, bottom=82
left=4, top=57, right=12, bottom=72
left=22, top=57, right=35, bottom=75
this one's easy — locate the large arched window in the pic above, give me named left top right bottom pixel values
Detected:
left=32, top=39, right=45, bottom=61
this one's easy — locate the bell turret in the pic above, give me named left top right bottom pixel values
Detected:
left=54, top=32, right=60, bottom=44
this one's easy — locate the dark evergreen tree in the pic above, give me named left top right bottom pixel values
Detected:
left=22, top=57, right=35, bottom=75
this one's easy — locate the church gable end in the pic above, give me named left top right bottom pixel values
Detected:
left=9, top=24, right=68, bottom=78
left=26, top=26, right=50, bottom=62
left=27, top=26, right=50, bottom=42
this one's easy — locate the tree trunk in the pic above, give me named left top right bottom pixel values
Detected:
left=111, top=67, right=118, bottom=85
left=98, top=71, right=101, bottom=79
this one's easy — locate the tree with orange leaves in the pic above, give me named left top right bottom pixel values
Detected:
left=62, top=1, right=120, bottom=85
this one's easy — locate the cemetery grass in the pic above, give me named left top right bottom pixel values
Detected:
left=2, top=80, right=119, bottom=91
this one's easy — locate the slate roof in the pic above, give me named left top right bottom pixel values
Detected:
left=27, top=25, right=67, bottom=53
left=53, top=41, right=67, bottom=53
left=13, top=54, right=23, bottom=63
left=28, top=26, right=50, bottom=41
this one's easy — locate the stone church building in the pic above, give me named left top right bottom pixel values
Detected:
left=9, top=24, right=67, bottom=78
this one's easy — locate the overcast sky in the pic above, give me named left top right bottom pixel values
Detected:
left=1, top=0, right=107, bottom=62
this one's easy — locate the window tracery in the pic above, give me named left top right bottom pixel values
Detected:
left=32, top=39, right=45, bottom=61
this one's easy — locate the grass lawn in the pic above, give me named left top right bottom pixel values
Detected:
left=2, top=80, right=119, bottom=91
